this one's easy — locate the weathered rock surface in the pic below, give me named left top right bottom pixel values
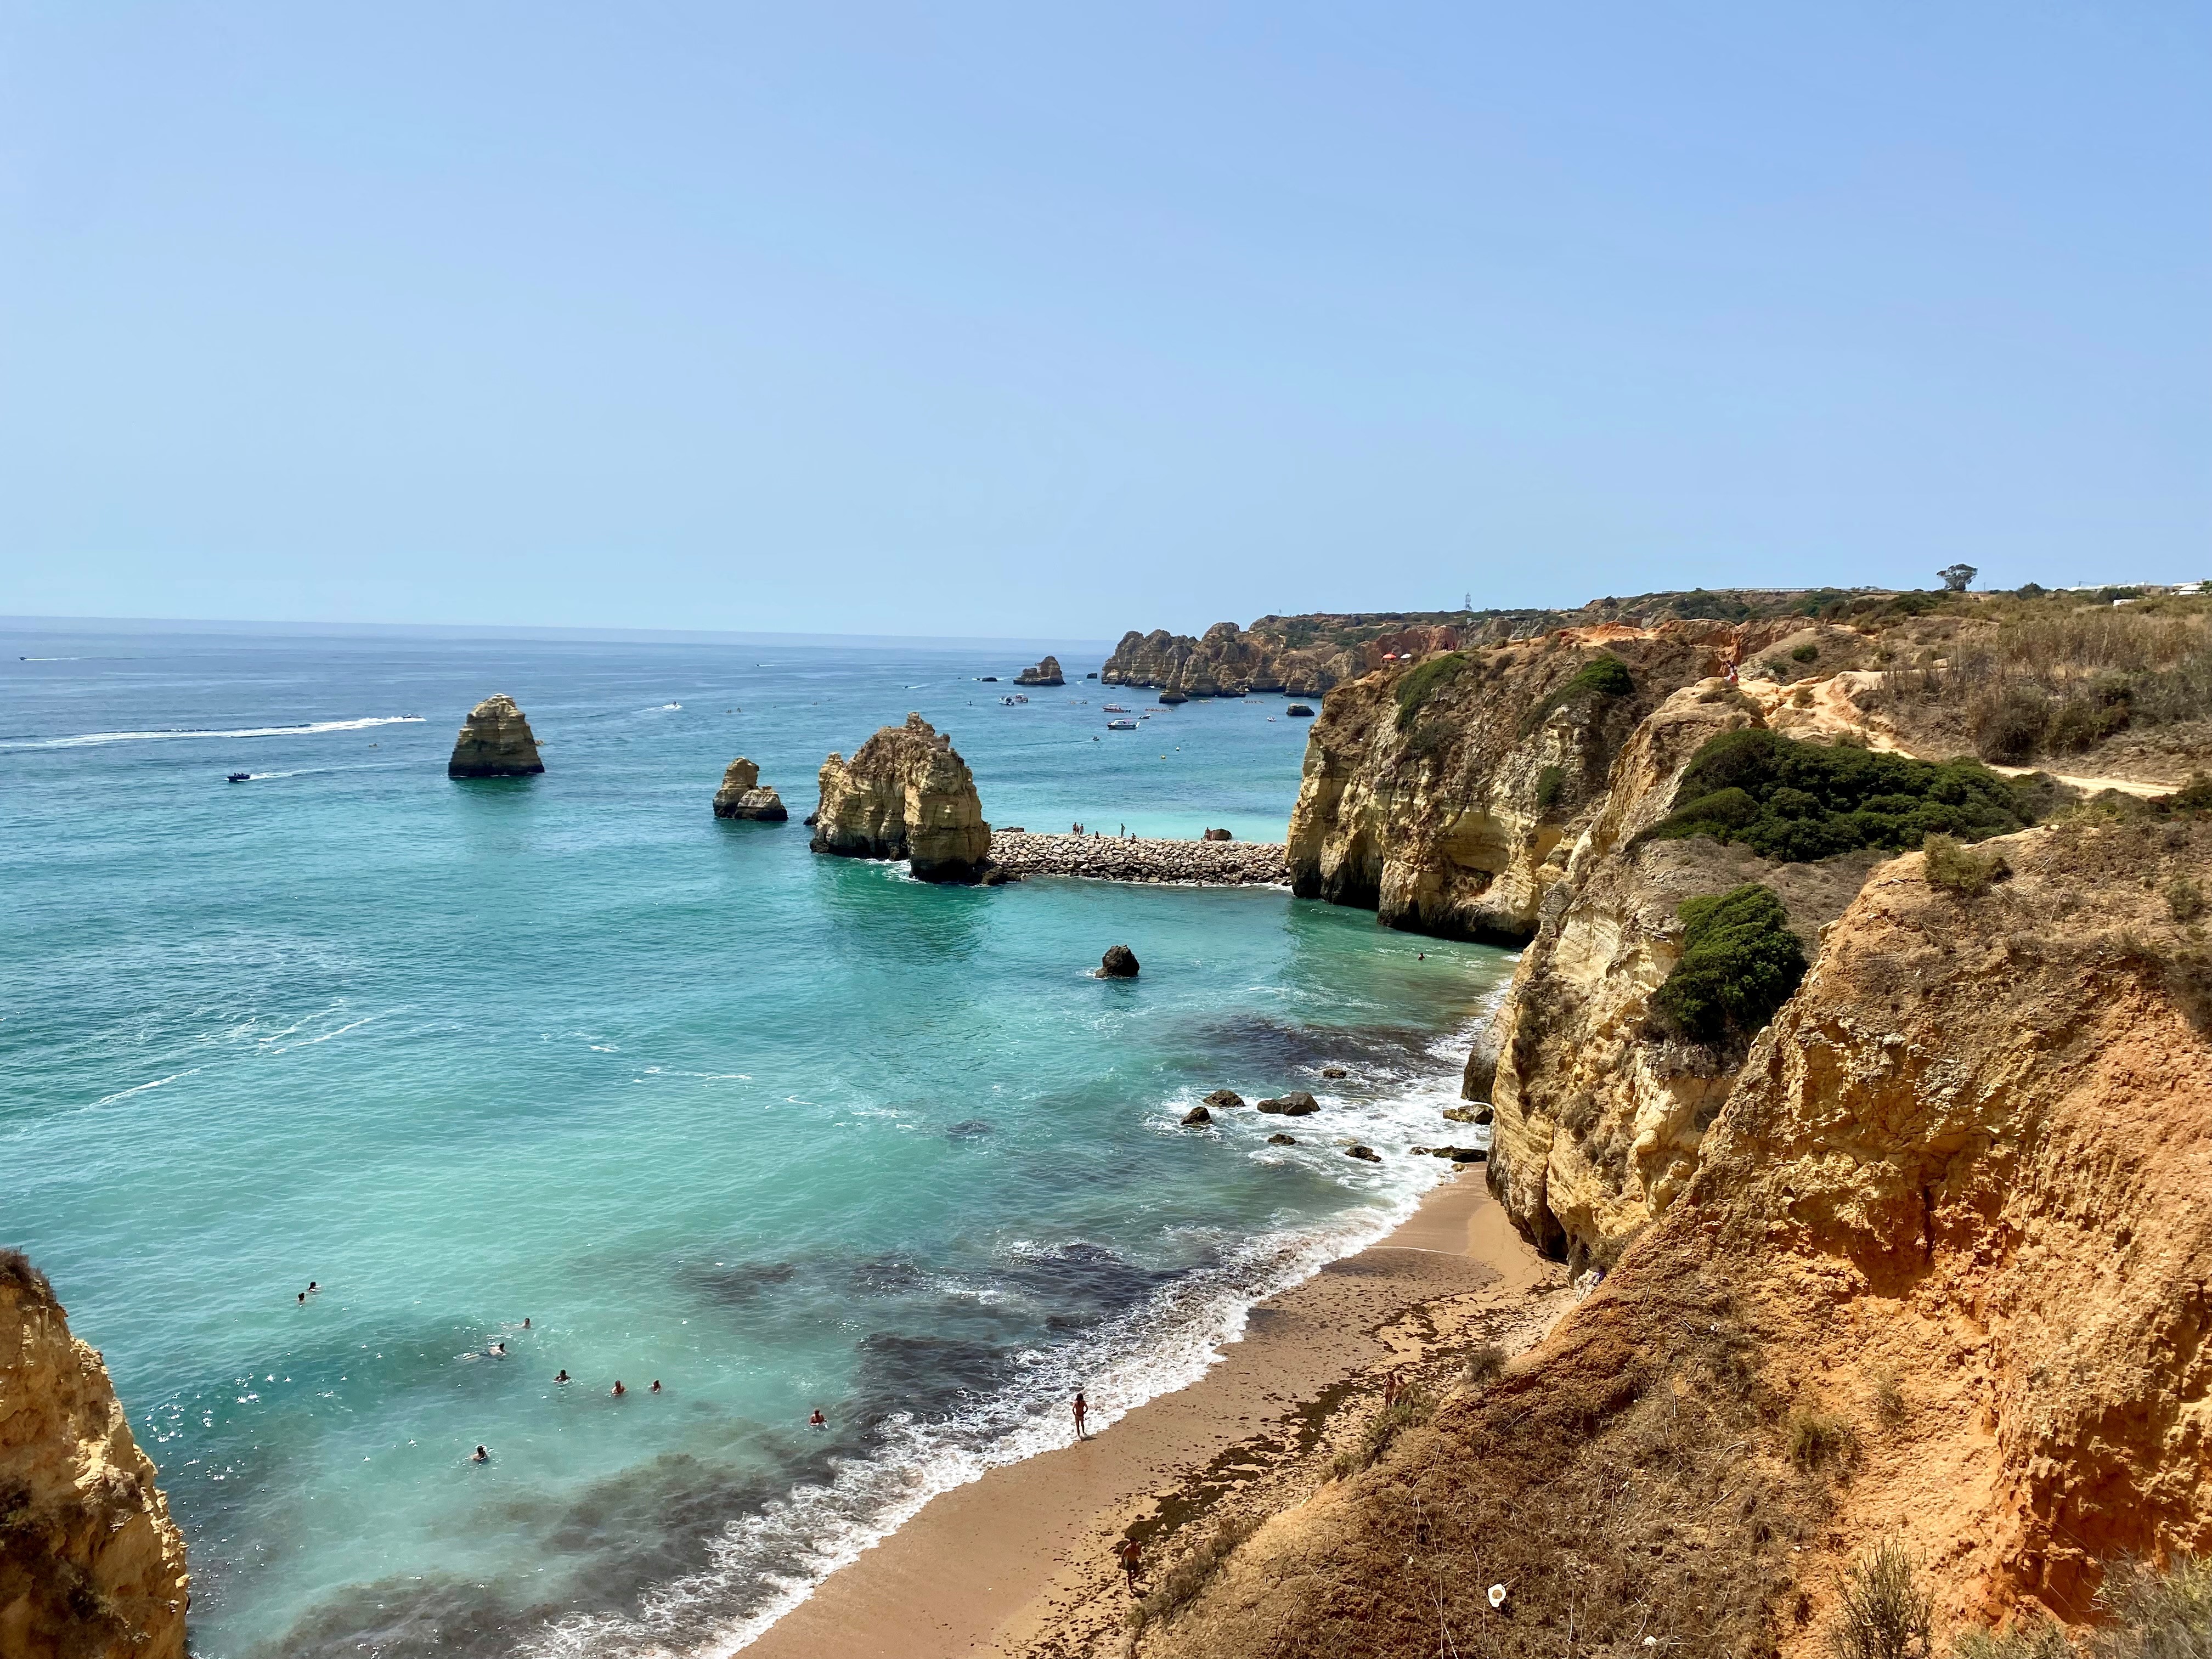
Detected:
left=1204, top=1090, right=1245, bottom=1109
left=988, top=832, right=1288, bottom=887
left=711, top=757, right=788, bottom=821
left=1345, top=1144, right=1381, bottom=1163
left=1098, top=945, right=1139, bottom=978
left=1, top=1252, right=188, bottom=1659
left=1180, top=1105, right=1211, bottom=1126
left=1256, top=1092, right=1318, bottom=1116
left=810, top=713, right=992, bottom=883
left=1266, top=1132, right=1296, bottom=1146
left=1285, top=623, right=1803, bottom=940
left=1147, top=813, right=2212, bottom=1657
left=447, top=693, right=544, bottom=777
left=1013, top=656, right=1065, bottom=686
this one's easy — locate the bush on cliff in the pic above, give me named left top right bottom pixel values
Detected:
left=1393, top=651, right=1474, bottom=729
left=1648, top=883, right=1808, bottom=1046
left=1645, top=728, right=2031, bottom=861
left=1517, top=652, right=1637, bottom=736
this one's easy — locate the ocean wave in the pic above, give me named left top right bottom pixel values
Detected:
left=512, top=1023, right=1486, bottom=1659
left=0, top=715, right=425, bottom=750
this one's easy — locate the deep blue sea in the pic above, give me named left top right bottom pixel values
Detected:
left=0, top=625, right=1511, bottom=1659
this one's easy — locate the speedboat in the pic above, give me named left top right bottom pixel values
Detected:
left=1106, top=718, right=1138, bottom=731
left=1102, top=704, right=1128, bottom=713
left=225, top=772, right=251, bottom=783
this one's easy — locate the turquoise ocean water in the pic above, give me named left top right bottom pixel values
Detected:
left=1, top=627, right=1511, bottom=1658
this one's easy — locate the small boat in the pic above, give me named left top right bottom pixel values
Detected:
left=1102, top=704, right=1128, bottom=713
left=225, top=772, right=251, bottom=783
left=1106, top=718, right=1138, bottom=731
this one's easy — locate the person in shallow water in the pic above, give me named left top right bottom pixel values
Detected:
left=650, top=1380, right=662, bottom=1394
left=612, top=1380, right=627, bottom=1397
left=296, top=1292, right=305, bottom=1305
left=522, top=1317, right=531, bottom=1329
left=308, top=1281, right=319, bottom=1293
left=470, top=1445, right=488, bottom=1463
left=1073, top=1391, right=1088, bottom=1440
left=554, top=1370, right=570, bottom=1384
left=488, top=1341, right=506, bottom=1358
left=808, top=1408, right=826, bottom=1429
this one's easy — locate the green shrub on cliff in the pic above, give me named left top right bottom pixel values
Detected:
left=1392, top=652, right=1474, bottom=729
left=1517, top=653, right=1635, bottom=736
left=1649, top=883, right=1807, bottom=1046
left=1646, top=728, right=2030, bottom=861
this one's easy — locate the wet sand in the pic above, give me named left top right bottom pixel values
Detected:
left=741, top=1169, right=1555, bottom=1658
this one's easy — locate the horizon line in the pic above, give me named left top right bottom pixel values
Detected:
left=0, top=613, right=1120, bottom=652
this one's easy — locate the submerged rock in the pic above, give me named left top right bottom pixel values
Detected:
left=1267, top=1132, right=1297, bottom=1146
left=1181, top=1105, right=1211, bottom=1126
left=1099, top=945, right=1141, bottom=979
left=1346, top=1144, right=1381, bottom=1163
left=1014, top=655, right=1065, bottom=687
left=1204, top=1090, right=1246, bottom=1110
left=712, top=757, right=789, bottom=821
left=811, top=713, right=992, bottom=883
left=1256, top=1091, right=1319, bottom=1116
left=1286, top=703, right=1316, bottom=717
left=0, top=1250, right=189, bottom=1659
left=447, top=693, right=544, bottom=778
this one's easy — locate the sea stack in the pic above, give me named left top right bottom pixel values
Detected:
left=447, top=695, right=544, bottom=778
left=712, top=758, right=788, bottom=821
left=811, top=713, right=992, bottom=883
left=0, top=1251, right=190, bottom=1659
left=1014, top=655, right=1065, bottom=687
left=1099, top=944, right=1140, bottom=978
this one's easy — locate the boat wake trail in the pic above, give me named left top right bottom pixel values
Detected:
left=0, top=716, right=425, bottom=750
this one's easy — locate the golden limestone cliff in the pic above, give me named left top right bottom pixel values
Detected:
left=1285, top=623, right=1799, bottom=940
left=810, top=713, right=993, bottom=883
left=1144, top=811, right=2212, bottom=1659
left=446, top=693, right=545, bottom=778
left=0, top=1253, right=188, bottom=1659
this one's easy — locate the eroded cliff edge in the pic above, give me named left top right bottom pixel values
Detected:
left=1146, top=809, right=2212, bottom=1659
left=1, top=1252, right=188, bottom=1659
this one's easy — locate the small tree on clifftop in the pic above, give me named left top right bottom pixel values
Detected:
left=1938, top=563, right=1977, bottom=592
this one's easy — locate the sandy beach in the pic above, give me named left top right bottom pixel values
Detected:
left=742, top=1168, right=1566, bottom=1659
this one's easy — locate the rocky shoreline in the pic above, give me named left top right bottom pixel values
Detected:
left=990, top=831, right=1288, bottom=886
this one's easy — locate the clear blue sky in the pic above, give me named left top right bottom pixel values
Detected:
left=3, top=3, right=2205, bottom=636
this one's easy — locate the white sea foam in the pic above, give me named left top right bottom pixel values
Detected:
left=0, top=715, right=425, bottom=750
left=90, top=1069, right=202, bottom=1108
left=514, top=1018, right=1492, bottom=1659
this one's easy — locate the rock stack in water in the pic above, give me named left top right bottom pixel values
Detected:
left=0, top=1251, right=189, bottom=1659
left=1014, top=655, right=1065, bottom=687
left=811, top=713, right=993, bottom=883
left=712, top=758, right=788, bottom=821
left=1099, top=945, right=1140, bottom=978
left=447, top=695, right=544, bottom=778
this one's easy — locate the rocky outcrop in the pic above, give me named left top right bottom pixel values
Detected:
left=1147, top=811, right=2212, bottom=1659
left=447, top=694, right=544, bottom=778
left=1098, top=945, right=1139, bottom=978
left=810, top=713, right=992, bottom=883
left=712, top=758, right=788, bottom=821
left=1, top=1252, right=188, bottom=1659
left=1479, top=681, right=1881, bottom=1262
left=1286, top=625, right=1786, bottom=940
left=1013, top=656, right=1065, bottom=687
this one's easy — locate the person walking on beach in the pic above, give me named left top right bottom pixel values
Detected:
left=1119, top=1538, right=1142, bottom=1593
left=1073, top=1391, right=1088, bottom=1440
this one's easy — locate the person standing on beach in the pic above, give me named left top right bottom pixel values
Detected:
left=1073, top=1391, right=1088, bottom=1440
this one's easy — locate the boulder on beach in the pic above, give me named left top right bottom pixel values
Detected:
left=1181, top=1105, right=1211, bottom=1126
left=811, top=713, right=992, bottom=883
left=1346, top=1144, right=1381, bottom=1163
left=1204, top=1089, right=1245, bottom=1110
left=1267, top=1132, right=1297, bottom=1146
left=1099, top=945, right=1140, bottom=979
left=713, top=757, right=789, bottom=821
left=1014, top=656, right=1065, bottom=687
left=447, top=694, right=544, bottom=778
left=1256, top=1092, right=1319, bottom=1116
left=1203, top=828, right=1233, bottom=842
left=1286, top=703, right=1316, bottom=718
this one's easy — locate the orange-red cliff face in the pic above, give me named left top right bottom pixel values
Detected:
left=1, top=1253, right=188, bottom=1659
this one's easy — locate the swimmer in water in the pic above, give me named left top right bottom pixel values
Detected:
left=522, top=1318, right=531, bottom=1329
left=554, top=1370, right=571, bottom=1385
left=650, top=1380, right=661, bottom=1394
left=308, top=1282, right=319, bottom=1294
left=471, top=1445, right=489, bottom=1463
left=809, top=1409, right=826, bottom=1429
left=612, top=1380, right=627, bottom=1397
left=297, top=1292, right=306, bottom=1305
left=488, top=1342, right=506, bottom=1357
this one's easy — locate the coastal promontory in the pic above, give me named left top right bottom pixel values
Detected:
left=811, top=713, right=992, bottom=883
left=1, top=1251, right=189, bottom=1659
left=712, top=757, right=788, bottom=821
left=446, top=694, right=545, bottom=778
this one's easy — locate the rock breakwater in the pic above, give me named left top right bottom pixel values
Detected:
left=989, top=832, right=1288, bottom=886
